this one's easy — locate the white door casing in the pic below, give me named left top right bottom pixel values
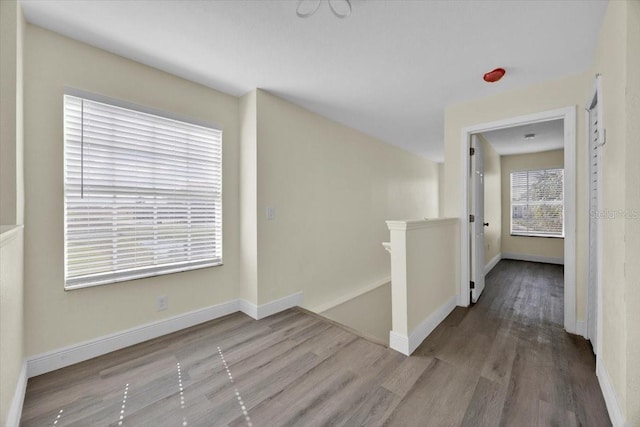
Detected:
left=459, top=106, right=578, bottom=336
left=470, top=135, right=485, bottom=303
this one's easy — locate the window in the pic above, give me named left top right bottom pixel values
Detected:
left=510, top=168, right=564, bottom=237
left=64, top=92, right=222, bottom=290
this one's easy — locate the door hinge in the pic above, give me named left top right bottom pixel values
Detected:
left=470, top=281, right=475, bottom=289
left=470, top=147, right=475, bottom=156
left=469, top=214, right=475, bottom=223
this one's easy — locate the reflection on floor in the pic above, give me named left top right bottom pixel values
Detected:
left=20, top=260, right=610, bottom=426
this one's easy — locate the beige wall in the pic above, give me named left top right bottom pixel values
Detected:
left=0, top=0, right=25, bottom=225
left=479, top=135, right=501, bottom=266
left=255, top=89, right=439, bottom=309
left=591, top=1, right=638, bottom=423
left=406, top=220, right=459, bottom=332
left=239, top=90, right=258, bottom=304
left=23, top=25, right=241, bottom=356
left=443, top=73, right=589, bottom=323
left=500, top=150, right=564, bottom=260
left=321, top=283, right=391, bottom=345
left=0, top=227, right=24, bottom=427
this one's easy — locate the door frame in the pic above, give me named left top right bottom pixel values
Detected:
left=459, top=106, right=579, bottom=335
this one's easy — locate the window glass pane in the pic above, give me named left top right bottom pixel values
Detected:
left=510, top=168, right=564, bottom=237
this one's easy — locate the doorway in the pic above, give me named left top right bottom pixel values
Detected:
left=460, top=107, right=579, bottom=335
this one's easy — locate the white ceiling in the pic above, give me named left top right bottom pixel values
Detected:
left=481, top=119, right=564, bottom=156
left=20, top=0, right=607, bottom=161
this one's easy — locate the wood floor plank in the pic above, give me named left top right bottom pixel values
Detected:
left=383, top=358, right=479, bottom=427
left=339, top=386, right=401, bottom=427
left=382, top=354, right=433, bottom=397
left=537, top=399, right=579, bottom=427
left=460, top=376, right=507, bottom=427
left=480, top=327, right=518, bottom=385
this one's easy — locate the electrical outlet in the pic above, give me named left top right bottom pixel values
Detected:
left=157, top=295, right=168, bottom=311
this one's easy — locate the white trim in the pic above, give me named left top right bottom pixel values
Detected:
left=27, top=299, right=240, bottom=377
left=5, top=362, right=27, bottom=427
left=258, top=292, right=303, bottom=319
left=0, top=224, right=23, bottom=246
left=311, top=278, right=390, bottom=313
left=460, top=107, right=577, bottom=336
left=501, top=252, right=564, bottom=265
left=238, top=299, right=258, bottom=319
left=596, top=361, right=627, bottom=427
left=389, top=331, right=410, bottom=355
left=484, top=252, right=502, bottom=275
left=389, top=295, right=457, bottom=356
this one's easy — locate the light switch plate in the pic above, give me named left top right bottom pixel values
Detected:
left=267, top=206, right=275, bottom=220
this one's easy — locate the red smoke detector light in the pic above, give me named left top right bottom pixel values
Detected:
left=483, top=67, right=506, bottom=83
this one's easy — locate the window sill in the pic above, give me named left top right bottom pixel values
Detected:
left=65, top=261, right=223, bottom=291
left=510, top=234, right=564, bottom=239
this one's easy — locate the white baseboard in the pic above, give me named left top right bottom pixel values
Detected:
left=5, top=362, right=27, bottom=427
left=238, top=299, right=258, bottom=319
left=456, top=293, right=467, bottom=307
left=596, top=360, right=627, bottom=427
left=502, top=252, right=564, bottom=265
left=575, top=320, right=587, bottom=339
left=26, top=292, right=305, bottom=378
left=389, top=295, right=457, bottom=356
left=484, top=252, right=502, bottom=275
left=389, top=331, right=410, bottom=355
left=240, top=292, right=304, bottom=320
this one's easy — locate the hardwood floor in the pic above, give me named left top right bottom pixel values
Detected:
left=20, top=260, right=610, bottom=426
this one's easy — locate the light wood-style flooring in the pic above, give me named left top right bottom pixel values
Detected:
left=20, top=260, right=610, bottom=426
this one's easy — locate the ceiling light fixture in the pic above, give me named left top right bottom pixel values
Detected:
left=296, top=0, right=352, bottom=19
left=525, top=133, right=536, bottom=140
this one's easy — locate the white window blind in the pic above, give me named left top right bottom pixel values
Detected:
left=64, top=93, right=222, bottom=289
left=510, top=168, right=564, bottom=237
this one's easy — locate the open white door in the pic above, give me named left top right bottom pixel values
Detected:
left=470, top=135, right=485, bottom=303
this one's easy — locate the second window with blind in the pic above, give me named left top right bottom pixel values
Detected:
left=510, top=168, right=564, bottom=238
left=63, top=91, right=223, bottom=290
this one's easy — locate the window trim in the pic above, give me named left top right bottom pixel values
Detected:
left=510, top=167, right=565, bottom=239
left=63, top=88, right=223, bottom=290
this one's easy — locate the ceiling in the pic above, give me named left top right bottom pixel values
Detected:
left=19, top=0, right=607, bottom=162
left=481, top=119, right=564, bottom=156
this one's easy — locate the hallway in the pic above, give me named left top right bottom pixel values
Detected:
left=407, top=259, right=609, bottom=426
left=20, top=261, right=609, bottom=426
